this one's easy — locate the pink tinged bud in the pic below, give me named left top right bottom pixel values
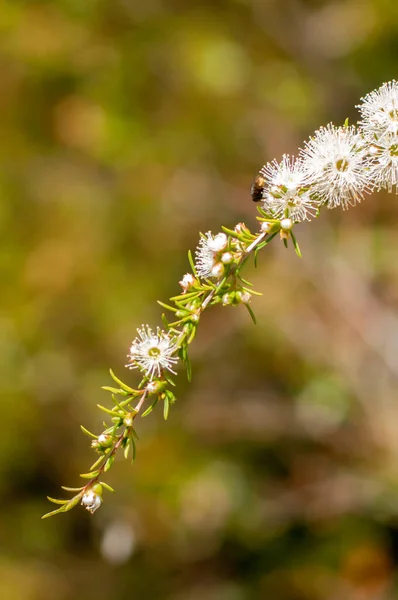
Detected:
left=179, top=273, right=196, bottom=293
left=240, top=291, right=251, bottom=304
left=235, top=222, right=247, bottom=234
left=211, top=262, right=225, bottom=278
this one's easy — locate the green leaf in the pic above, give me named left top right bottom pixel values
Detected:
left=290, top=231, right=302, bottom=258
left=80, top=425, right=97, bottom=439
left=245, top=303, right=257, bottom=325
left=185, top=353, right=192, bottom=382
left=97, top=404, right=121, bottom=417
left=109, top=369, right=135, bottom=393
left=101, top=386, right=127, bottom=395
left=237, top=275, right=253, bottom=287
left=90, top=456, right=104, bottom=471
left=100, top=482, right=115, bottom=493
left=141, top=397, right=159, bottom=417
left=80, top=470, right=100, bottom=479
left=104, top=456, right=115, bottom=472
left=124, top=440, right=131, bottom=459
left=161, top=313, right=169, bottom=330
left=61, top=486, right=84, bottom=492
left=163, top=395, right=170, bottom=420
left=63, top=494, right=83, bottom=512
left=187, top=249, right=197, bottom=276
left=170, top=291, right=199, bottom=302
left=42, top=506, right=67, bottom=519
left=131, top=437, right=137, bottom=463
left=157, top=300, right=178, bottom=313
left=47, top=496, right=69, bottom=505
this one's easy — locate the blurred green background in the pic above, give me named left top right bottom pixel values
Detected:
left=2, top=0, right=398, bottom=598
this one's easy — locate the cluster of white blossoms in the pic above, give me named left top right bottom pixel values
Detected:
left=194, top=231, right=230, bottom=278
left=357, top=80, right=398, bottom=193
left=127, top=325, right=179, bottom=380
left=44, top=81, right=398, bottom=519
left=123, top=81, right=398, bottom=385
left=254, top=81, right=398, bottom=222
left=260, top=154, right=319, bottom=222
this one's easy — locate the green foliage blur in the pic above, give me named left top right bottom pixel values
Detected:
left=2, top=0, right=398, bottom=598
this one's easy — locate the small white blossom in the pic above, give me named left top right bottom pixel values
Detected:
left=127, top=325, right=179, bottom=379
left=357, top=80, right=398, bottom=140
left=260, top=155, right=319, bottom=222
left=195, top=232, right=228, bottom=279
left=82, top=490, right=102, bottom=514
left=301, top=124, right=369, bottom=210
left=207, top=233, right=228, bottom=252
left=179, top=273, right=196, bottom=294
left=367, top=133, right=398, bottom=193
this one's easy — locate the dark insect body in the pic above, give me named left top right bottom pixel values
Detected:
left=250, top=174, right=266, bottom=202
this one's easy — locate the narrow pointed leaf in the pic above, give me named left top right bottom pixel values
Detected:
left=80, top=425, right=97, bottom=439
left=109, top=369, right=135, bottom=393
left=100, top=482, right=115, bottom=493
left=47, top=496, right=69, bottom=505
left=163, top=396, right=170, bottom=420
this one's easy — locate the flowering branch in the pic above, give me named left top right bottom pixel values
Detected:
left=43, top=80, right=398, bottom=518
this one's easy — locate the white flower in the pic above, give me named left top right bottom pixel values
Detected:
left=127, top=325, right=179, bottom=379
left=367, top=133, right=398, bottom=193
left=195, top=232, right=228, bottom=279
left=301, top=124, right=369, bottom=210
left=260, top=155, right=319, bottom=222
left=82, top=490, right=102, bottom=514
left=179, top=273, right=196, bottom=294
left=357, top=80, right=398, bottom=140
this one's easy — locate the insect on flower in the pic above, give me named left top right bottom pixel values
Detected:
left=250, top=173, right=266, bottom=202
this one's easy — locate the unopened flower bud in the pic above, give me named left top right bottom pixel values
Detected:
left=147, top=381, right=160, bottom=394
left=191, top=313, right=200, bottom=323
left=98, top=434, right=112, bottom=447
left=179, top=273, right=196, bottom=293
left=261, top=222, right=272, bottom=233
left=235, top=222, right=249, bottom=234
left=211, top=262, right=225, bottom=278
left=280, top=218, right=292, bottom=231
left=124, top=413, right=134, bottom=427
left=222, top=292, right=234, bottom=306
left=221, top=252, right=233, bottom=264
left=236, top=290, right=251, bottom=304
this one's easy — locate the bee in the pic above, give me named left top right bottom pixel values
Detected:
left=250, top=173, right=266, bottom=202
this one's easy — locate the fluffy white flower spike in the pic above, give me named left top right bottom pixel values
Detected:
left=260, top=155, right=319, bottom=223
left=301, top=124, right=369, bottom=210
left=195, top=232, right=228, bottom=279
left=367, top=133, right=398, bottom=193
left=127, top=325, right=179, bottom=379
left=357, top=80, right=398, bottom=140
